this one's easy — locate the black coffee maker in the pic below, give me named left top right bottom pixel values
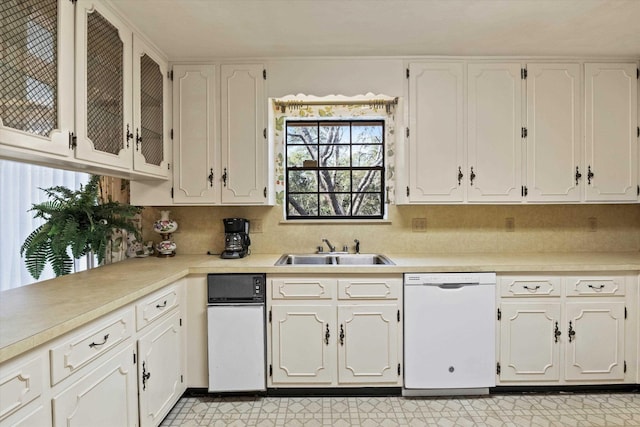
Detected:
left=221, top=218, right=250, bottom=259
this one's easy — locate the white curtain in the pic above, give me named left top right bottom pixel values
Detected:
left=0, top=159, right=90, bottom=291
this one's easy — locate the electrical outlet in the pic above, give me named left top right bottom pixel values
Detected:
left=412, top=218, right=427, bottom=232
left=505, top=217, right=515, bottom=232
left=588, top=217, right=597, bottom=232
left=251, top=219, right=263, bottom=233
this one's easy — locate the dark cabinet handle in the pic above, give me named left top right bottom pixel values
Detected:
left=136, top=128, right=142, bottom=151
left=208, top=169, right=214, bottom=187
left=155, top=300, right=167, bottom=308
left=470, top=167, right=476, bottom=185
left=568, top=321, right=576, bottom=342
left=126, top=124, right=133, bottom=148
left=142, top=361, right=151, bottom=390
left=523, top=285, right=540, bottom=291
left=554, top=322, right=561, bottom=343
left=457, top=166, right=463, bottom=186
left=588, top=284, right=605, bottom=290
left=587, top=165, right=594, bottom=185
left=222, top=168, right=228, bottom=187
left=339, top=324, right=345, bottom=346
left=575, top=166, right=582, bottom=185
left=89, top=334, right=110, bottom=348
left=325, top=324, right=330, bottom=345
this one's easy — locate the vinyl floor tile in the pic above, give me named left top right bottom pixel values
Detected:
left=159, top=393, right=640, bottom=427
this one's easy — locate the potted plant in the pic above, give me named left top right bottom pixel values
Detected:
left=20, top=175, right=142, bottom=279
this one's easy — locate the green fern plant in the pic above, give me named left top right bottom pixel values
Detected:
left=20, top=176, right=142, bottom=279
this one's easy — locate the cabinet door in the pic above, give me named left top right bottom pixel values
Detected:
left=584, top=63, right=638, bottom=202
left=526, top=63, right=582, bottom=202
left=337, top=305, right=400, bottom=385
left=132, top=34, right=169, bottom=178
left=52, top=343, right=138, bottom=427
left=0, top=0, right=74, bottom=158
left=75, top=0, right=133, bottom=170
left=172, top=64, right=219, bottom=204
left=137, top=310, right=183, bottom=427
left=565, top=302, right=626, bottom=381
left=407, top=62, right=465, bottom=202
left=270, top=305, right=335, bottom=385
left=498, top=302, right=561, bottom=383
left=467, top=63, right=523, bottom=202
left=220, top=64, right=266, bottom=204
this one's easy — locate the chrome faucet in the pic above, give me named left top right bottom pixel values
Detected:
left=354, top=239, right=360, bottom=254
left=321, top=238, right=336, bottom=253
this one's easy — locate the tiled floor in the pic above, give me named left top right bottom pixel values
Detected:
left=160, top=393, right=640, bottom=426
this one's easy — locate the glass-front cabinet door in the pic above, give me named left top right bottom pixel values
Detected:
left=74, top=0, right=132, bottom=170
left=0, top=0, right=74, bottom=157
left=132, top=35, right=169, bottom=178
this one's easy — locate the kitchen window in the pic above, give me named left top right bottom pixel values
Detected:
left=285, top=120, right=385, bottom=219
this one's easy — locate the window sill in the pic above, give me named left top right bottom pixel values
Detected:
left=279, top=219, right=392, bottom=225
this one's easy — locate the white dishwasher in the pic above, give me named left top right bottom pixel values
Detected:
left=403, top=272, right=496, bottom=396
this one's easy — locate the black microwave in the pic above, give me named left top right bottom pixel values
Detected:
left=207, top=274, right=265, bottom=303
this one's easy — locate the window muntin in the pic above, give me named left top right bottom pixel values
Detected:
left=285, top=120, right=385, bottom=219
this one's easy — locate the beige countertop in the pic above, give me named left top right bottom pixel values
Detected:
left=2, top=251, right=639, bottom=364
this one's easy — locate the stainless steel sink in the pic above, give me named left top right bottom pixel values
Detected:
left=275, top=253, right=394, bottom=266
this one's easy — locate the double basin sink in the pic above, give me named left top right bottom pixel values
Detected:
left=275, top=253, right=394, bottom=266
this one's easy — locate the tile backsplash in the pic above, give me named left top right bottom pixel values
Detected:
left=141, top=204, right=640, bottom=255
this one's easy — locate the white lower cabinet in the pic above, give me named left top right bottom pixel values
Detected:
left=0, top=354, right=50, bottom=427
left=138, top=310, right=183, bottom=427
left=498, top=273, right=634, bottom=385
left=52, top=342, right=138, bottom=427
left=268, top=275, right=403, bottom=387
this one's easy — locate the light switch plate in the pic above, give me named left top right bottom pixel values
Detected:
left=412, top=218, right=427, bottom=232
left=251, top=219, right=263, bottom=233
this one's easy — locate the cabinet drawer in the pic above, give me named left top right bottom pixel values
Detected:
left=271, top=277, right=336, bottom=300
left=499, top=276, right=561, bottom=297
left=338, top=277, right=401, bottom=300
left=50, top=309, right=134, bottom=385
left=565, top=276, right=626, bottom=297
left=136, top=285, right=179, bottom=330
left=0, top=356, right=46, bottom=421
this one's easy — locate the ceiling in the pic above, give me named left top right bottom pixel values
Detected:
left=109, top=0, right=640, bottom=60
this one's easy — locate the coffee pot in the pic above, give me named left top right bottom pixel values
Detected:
left=221, top=218, right=250, bottom=259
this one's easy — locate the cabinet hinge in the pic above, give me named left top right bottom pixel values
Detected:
left=171, top=187, right=174, bottom=199
left=521, top=68, right=527, bottom=79
left=637, top=68, right=639, bottom=79
left=133, top=353, right=136, bottom=364
left=263, top=69, right=267, bottom=80
left=496, top=362, right=501, bottom=375
left=181, top=374, right=184, bottom=383
left=624, top=307, right=627, bottom=319
left=624, top=361, right=627, bottom=373
left=521, top=127, right=528, bottom=138
left=168, top=70, right=173, bottom=81
left=263, top=128, right=267, bottom=139
left=521, top=185, right=528, bottom=197
left=167, top=163, right=171, bottom=170
left=180, top=318, right=182, bottom=326
left=637, top=126, right=639, bottom=138
left=637, top=185, right=639, bottom=196
left=269, top=364, right=272, bottom=377
left=406, top=127, right=410, bottom=138
left=269, top=309, right=272, bottom=323
left=264, top=187, right=267, bottom=198
left=397, top=309, right=400, bottom=322
left=397, top=363, right=401, bottom=375
left=406, top=186, right=410, bottom=197
left=497, top=308, right=501, bottom=320
left=170, top=129, right=174, bottom=139
left=406, top=68, right=410, bottom=79
left=68, top=132, right=77, bottom=149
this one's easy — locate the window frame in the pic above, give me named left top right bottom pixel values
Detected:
left=284, top=119, right=386, bottom=220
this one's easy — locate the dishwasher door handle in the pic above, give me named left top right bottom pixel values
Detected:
left=437, top=283, right=479, bottom=289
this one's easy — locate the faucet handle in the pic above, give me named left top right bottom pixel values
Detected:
left=342, top=245, right=349, bottom=252
left=354, top=239, right=360, bottom=254
left=317, top=246, right=324, bottom=253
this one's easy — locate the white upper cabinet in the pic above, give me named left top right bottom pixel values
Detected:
left=132, top=35, right=170, bottom=178
left=220, top=64, right=267, bottom=204
left=407, top=62, right=465, bottom=202
left=75, top=0, right=133, bottom=170
left=172, top=64, right=219, bottom=204
left=467, top=63, right=523, bottom=202
left=584, top=63, right=638, bottom=202
left=525, top=63, right=582, bottom=202
left=0, top=0, right=74, bottom=158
